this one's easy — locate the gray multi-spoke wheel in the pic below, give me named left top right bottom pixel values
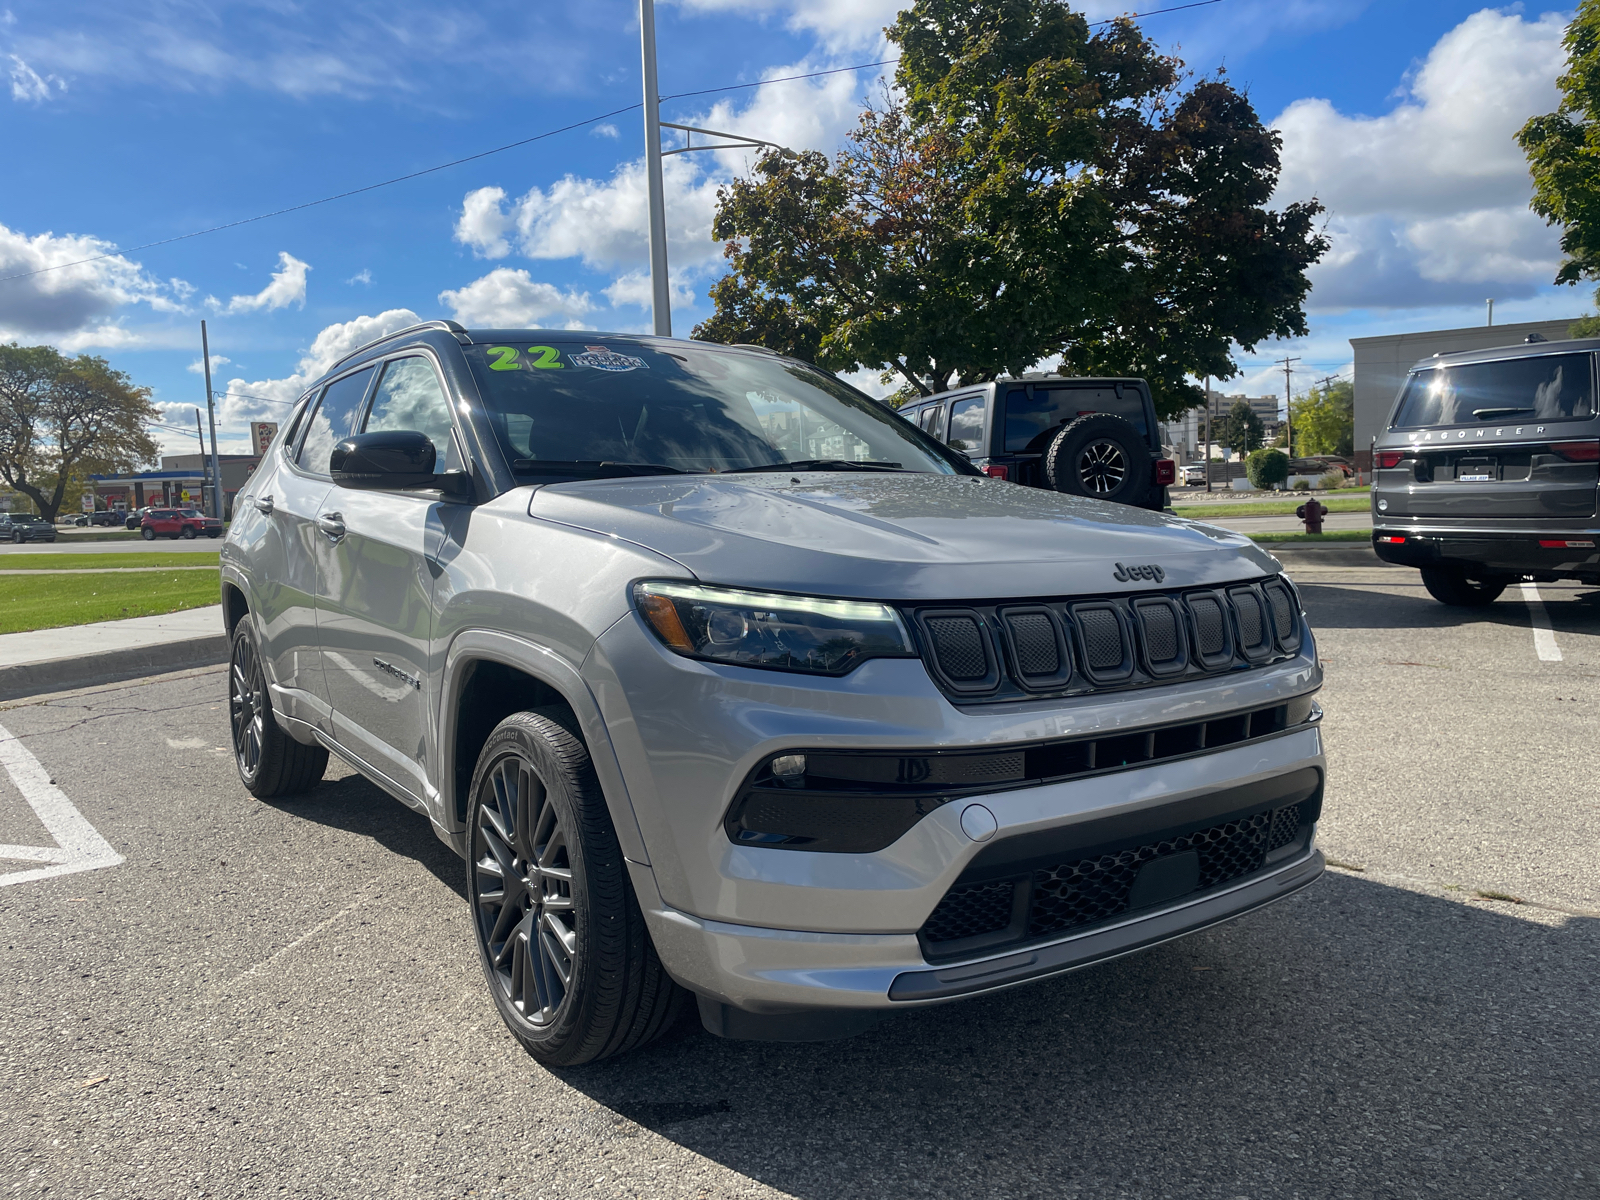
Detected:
left=228, top=619, right=327, bottom=798
left=467, top=711, right=687, bottom=1066
left=1076, top=439, right=1128, bottom=494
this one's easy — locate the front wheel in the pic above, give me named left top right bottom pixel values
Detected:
left=467, top=711, right=687, bottom=1067
left=1420, top=565, right=1508, bottom=607
left=180, top=526, right=196, bottom=540
left=228, top=620, right=328, bottom=797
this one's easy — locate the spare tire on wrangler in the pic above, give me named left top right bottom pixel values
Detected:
left=1043, top=413, right=1151, bottom=504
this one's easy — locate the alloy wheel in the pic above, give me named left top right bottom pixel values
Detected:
left=472, top=755, right=577, bottom=1027
left=229, top=631, right=267, bottom=779
left=1076, top=439, right=1128, bottom=494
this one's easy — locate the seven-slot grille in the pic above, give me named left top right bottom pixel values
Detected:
left=909, top=576, right=1301, bottom=703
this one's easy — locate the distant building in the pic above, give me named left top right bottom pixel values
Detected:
left=1350, top=317, right=1580, bottom=467
left=90, top=453, right=262, bottom=518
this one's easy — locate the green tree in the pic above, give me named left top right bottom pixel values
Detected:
left=1222, top=398, right=1264, bottom=456
left=1519, top=0, right=1600, bottom=325
left=0, top=344, right=160, bottom=522
left=695, top=0, right=1328, bottom=416
left=1246, top=446, right=1289, bottom=489
left=1290, top=379, right=1354, bottom=456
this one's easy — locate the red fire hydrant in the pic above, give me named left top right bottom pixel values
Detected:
left=1296, top=496, right=1327, bottom=535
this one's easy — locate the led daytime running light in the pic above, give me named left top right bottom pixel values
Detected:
left=636, top=582, right=901, bottom=623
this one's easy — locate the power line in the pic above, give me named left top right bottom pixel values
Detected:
left=0, top=1, right=1230, bottom=289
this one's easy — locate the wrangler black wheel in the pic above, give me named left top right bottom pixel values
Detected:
left=1043, top=413, right=1152, bottom=504
left=228, top=620, right=327, bottom=797
left=467, top=711, right=687, bottom=1066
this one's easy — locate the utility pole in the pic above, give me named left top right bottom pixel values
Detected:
left=200, top=321, right=223, bottom=520
left=639, top=0, right=671, bottom=338
left=1204, top=377, right=1212, bottom=493
left=1276, top=355, right=1299, bottom=461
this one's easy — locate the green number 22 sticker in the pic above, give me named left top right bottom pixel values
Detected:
left=487, top=345, right=563, bottom=371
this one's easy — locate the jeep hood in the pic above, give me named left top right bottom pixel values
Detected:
left=529, top=473, right=1279, bottom=599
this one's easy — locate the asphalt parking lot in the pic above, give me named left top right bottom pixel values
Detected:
left=1, top=558, right=1595, bottom=1199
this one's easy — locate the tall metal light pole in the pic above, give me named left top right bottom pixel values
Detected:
left=1276, top=355, right=1300, bottom=462
left=639, top=0, right=672, bottom=338
left=200, top=321, right=223, bottom=519
left=1204, top=377, right=1212, bottom=493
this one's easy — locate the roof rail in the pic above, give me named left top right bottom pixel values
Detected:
left=732, top=343, right=781, bottom=355
left=324, top=319, right=470, bottom=377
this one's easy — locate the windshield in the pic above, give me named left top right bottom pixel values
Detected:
left=463, top=340, right=969, bottom=479
left=1392, top=353, right=1596, bottom=429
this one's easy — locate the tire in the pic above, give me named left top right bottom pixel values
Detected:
left=1043, top=413, right=1153, bottom=504
left=1420, top=565, right=1508, bottom=608
left=9, top=531, right=20, bottom=544
left=140, top=527, right=155, bottom=541
left=180, top=526, right=196, bottom=540
left=228, top=620, right=328, bottom=798
left=467, top=711, right=687, bottom=1067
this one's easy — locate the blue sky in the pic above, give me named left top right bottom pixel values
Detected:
left=0, top=0, right=1583, bottom=453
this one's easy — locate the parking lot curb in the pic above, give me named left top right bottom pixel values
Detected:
left=0, top=635, right=230, bottom=702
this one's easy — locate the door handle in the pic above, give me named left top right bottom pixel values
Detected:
left=253, top=494, right=274, bottom=515
left=317, top=512, right=346, bottom=542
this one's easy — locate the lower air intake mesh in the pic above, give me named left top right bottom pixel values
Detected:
left=926, top=616, right=987, bottom=680
left=920, top=801, right=1307, bottom=952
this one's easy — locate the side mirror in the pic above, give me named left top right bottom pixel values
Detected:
left=331, top=431, right=471, bottom=499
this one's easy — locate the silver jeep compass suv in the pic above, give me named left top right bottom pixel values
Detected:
left=221, top=320, right=1326, bottom=1065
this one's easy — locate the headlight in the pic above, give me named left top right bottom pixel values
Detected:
left=633, top=581, right=916, bottom=675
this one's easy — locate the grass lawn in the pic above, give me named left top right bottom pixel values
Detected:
left=1173, top=493, right=1372, bottom=518
left=0, top=552, right=220, bottom=571
left=1246, top=530, right=1373, bottom=543
left=0, top=571, right=220, bottom=634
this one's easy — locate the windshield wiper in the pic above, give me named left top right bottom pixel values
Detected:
left=511, top=459, right=691, bottom=477
left=1472, top=407, right=1536, bottom=419
left=723, top=459, right=904, bottom=473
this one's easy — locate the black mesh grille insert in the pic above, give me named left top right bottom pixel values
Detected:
left=1007, top=612, right=1060, bottom=676
left=919, top=801, right=1309, bottom=951
left=1229, top=587, right=1271, bottom=656
left=1190, top=594, right=1226, bottom=657
left=1139, top=604, right=1179, bottom=662
left=926, top=615, right=987, bottom=680
left=921, top=880, right=1016, bottom=944
left=1076, top=607, right=1124, bottom=671
left=1263, top=580, right=1300, bottom=651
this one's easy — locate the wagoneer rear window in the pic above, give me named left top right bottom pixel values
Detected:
left=1392, top=353, right=1596, bottom=430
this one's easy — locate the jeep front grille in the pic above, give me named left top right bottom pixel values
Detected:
left=908, top=575, right=1302, bottom=704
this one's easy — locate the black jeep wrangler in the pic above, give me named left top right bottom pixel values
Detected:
left=902, top=377, right=1174, bottom=510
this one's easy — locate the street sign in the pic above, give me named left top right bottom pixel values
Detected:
left=81, top=494, right=95, bottom=512
left=251, top=422, right=279, bottom=455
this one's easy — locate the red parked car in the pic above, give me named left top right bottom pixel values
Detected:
left=141, top=508, right=223, bottom=540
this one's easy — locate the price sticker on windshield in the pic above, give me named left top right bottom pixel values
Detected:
left=485, top=346, right=565, bottom=371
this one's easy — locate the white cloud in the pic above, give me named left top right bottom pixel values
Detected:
left=1273, top=8, right=1568, bottom=310
left=593, top=123, right=619, bottom=139
left=0, top=221, right=186, bottom=341
left=8, top=54, right=62, bottom=102
left=187, top=354, right=231, bottom=374
left=225, top=251, right=309, bottom=313
left=216, top=308, right=421, bottom=425
left=666, top=0, right=901, bottom=50
left=602, top=271, right=696, bottom=310
left=345, top=269, right=372, bottom=286
left=439, top=268, right=593, bottom=327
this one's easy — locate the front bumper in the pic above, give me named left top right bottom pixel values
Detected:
left=1373, top=527, right=1600, bottom=579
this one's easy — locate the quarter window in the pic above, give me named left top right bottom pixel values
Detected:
left=298, top=367, right=376, bottom=476
left=364, top=356, right=463, bottom=473
left=947, top=396, right=986, bottom=453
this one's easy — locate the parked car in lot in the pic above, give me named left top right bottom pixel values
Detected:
left=1179, top=462, right=1210, bottom=486
left=222, top=321, right=1326, bottom=1064
left=0, top=513, right=57, bottom=543
left=1373, top=337, right=1600, bottom=605
left=141, top=508, right=223, bottom=540
left=897, top=377, right=1176, bottom=510
left=89, top=509, right=123, bottom=527
left=125, top=506, right=153, bottom=531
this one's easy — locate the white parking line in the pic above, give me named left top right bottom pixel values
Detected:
left=0, top=720, right=122, bottom=886
left=1520, top=582, right=1563, bottom=663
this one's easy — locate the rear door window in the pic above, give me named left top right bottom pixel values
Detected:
left=947, top=396, right=986, bottom=454
left=1004, top=385, right=1150, bottom=452
left=1391, top=353, right=1596, bottom=429
left=298, top=367, right=376, bottom=476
